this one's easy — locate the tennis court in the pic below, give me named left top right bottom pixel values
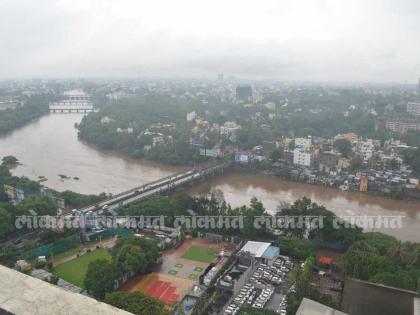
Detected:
left=121, top=272, right=194, bottom=305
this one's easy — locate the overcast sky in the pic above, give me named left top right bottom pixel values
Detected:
left=1, top=0, right=420, bottom=83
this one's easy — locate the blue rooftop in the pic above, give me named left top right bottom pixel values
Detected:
left=262, top=245, right=279, bottom=259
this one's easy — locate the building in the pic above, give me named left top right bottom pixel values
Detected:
left=236, top=85, right=252, bottom=102
left=264, top=102, right=276, bottom=111
left=294, top=148, right=312, bottom=167
left=0, top=265, right=132, bottom=315
left=385, top=118, right=420, bottom=133
left=239, top=241, right=280, bottom=265
left=100, top=116, right=113, bottom=125
left=342, top=278, right=420, bottom=315
left=0, top=101, right=19, bottom=110
left=296, top=298, right=348, bottom=315
left=199, top=148, right=223, bottom=157
left=235, top=151, right=250, bottom=163
left=295, top=137, right=312, bottom=150
left=360, top=176, right=368, bottom=192
left=355, top=139, right=378, bottom=161
left=407, top=102, right=420, bottom=116
left=186, top=111, right=197, bottom=121
left=106, top=90, right=132, bottom=101
left=220, top=121, right=241, bottom=140
left=335, top=132, right=358, bottom=143
left=318, top=152, right=339, bottom=172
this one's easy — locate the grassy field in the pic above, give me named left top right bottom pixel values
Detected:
left=54, top=249, right=112, bottom=288
left=181, top=245, right=219, bottom=263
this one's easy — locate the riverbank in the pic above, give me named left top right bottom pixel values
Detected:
left=1, top=113, right=420, bottom=242
left=0, top=113, right=185, bottom=195
left=186, top=172, right=420, bottom=242
left=232, top=164, right=420, bottom=202
left=0, top=95, right=50, bottom=135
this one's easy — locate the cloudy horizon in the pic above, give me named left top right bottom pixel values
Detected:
left=1, top=0, right=420, bottom=83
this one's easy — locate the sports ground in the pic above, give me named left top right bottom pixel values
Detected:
left=181, top=245, right=219, bottom=263
left=54, top=249, right=112, bottom=288
left=121, top=238, right=227, bottom=305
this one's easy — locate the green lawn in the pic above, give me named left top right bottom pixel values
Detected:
left=181, top=245, right=219, bottom=263
left=54, top=249, right=112, bottom=288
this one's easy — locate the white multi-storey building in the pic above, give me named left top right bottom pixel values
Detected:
left=293, top=148, right=312, bottom=167
left=186, top=111, right=197, bottom=121
left=295, top=137, right=312, bottom=150
left=407, top=102, right=420, bottom=116
left=355, top=139, right=379, bottom=161
left=220, top=121, right=241, bottom=140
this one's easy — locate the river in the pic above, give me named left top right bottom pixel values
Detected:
left=0, top=113, right=186, bottom=195
left=188, top=174, right=420, bottom=242
left=1, top=114, right=419, bottom=241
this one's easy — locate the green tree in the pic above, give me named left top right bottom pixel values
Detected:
left=105, top=291, right=167, bottom=315
left=237, top=307, right=278, bottom=315
left=286, top=256, right=336, bottom=314
left=342, top=241, right=396, bottom=280
left=112, top=238, right=160, bottom=277
left=84, top=259, right=116, bottom=300
left=349, top=157, right=363, bottom=171
left=15, top=196, right=57, bottom=216
left=0, top=207, right=13, bottom=239
left=1, top=155, right=18, bottom=166
left=362, top=232, right=398, bottom=255
left=278, top=236, right=314, bottom=259
left=333, top=139, right=352, bottom=157
left=0, top=243, right=17, bottom=265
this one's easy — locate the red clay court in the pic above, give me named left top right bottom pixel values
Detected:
left=146, top=280, right=179, bottom=304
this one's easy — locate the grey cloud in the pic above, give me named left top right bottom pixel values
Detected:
left=0, top=0, right=419, bottom=82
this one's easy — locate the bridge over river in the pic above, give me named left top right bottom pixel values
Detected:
left=76, top=161, right=232, bottom=215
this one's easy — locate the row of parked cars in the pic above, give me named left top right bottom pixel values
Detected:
left=278, top=284, right=297, bottom=314
left=273, top=256, right=294, bottom=270
left=224, top=257, right=295, bottom=315
left=252, top=287, right=274, bottom=309
left=249, top=262, right=289, bottom=286
left=225, top=283, right=255, bottom=314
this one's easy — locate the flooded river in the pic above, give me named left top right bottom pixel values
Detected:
left=188, top=174, right=420, bottom=241
left=0, top=113, right=185, bottom=195
left=1, top=113, right=419, bottom=241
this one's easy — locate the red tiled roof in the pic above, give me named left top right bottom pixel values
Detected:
left=319, top=256, right=334, bottom=264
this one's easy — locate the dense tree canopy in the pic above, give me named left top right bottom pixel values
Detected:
left=0, top=207, right=13, bottom=239
left=0, top=95, right=51, bottom=135
left=105, top=291, right=167, bottom=315
left=333, top=139, right=352, bottom=158
left=1, top=155, right=18, bottom=166
left=278, top=236, right=314, bottom=259
left=112, top=237, right=160, bottom=277
left=286, top=256, right=335, bottom=314
left=84, top=259, right=116, bottom=300
left=237, top=308, right=278, bottom=315
left=277, top=197, right=362, bottom=247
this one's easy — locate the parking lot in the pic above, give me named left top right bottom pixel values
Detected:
left=223, top=256, right=295, bottom=315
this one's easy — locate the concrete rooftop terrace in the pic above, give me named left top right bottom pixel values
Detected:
left=0, top=265, right=132, bottom=315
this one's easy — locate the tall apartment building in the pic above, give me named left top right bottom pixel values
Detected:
left=293, top=148, right=312, bottom=167
left=385, top=118, right=420, bottom=133
left=294, top=137, right=312, bottom=150
left=236, top=85, right=253, bottom=102
left=407, top=102, right=420, bottom=116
